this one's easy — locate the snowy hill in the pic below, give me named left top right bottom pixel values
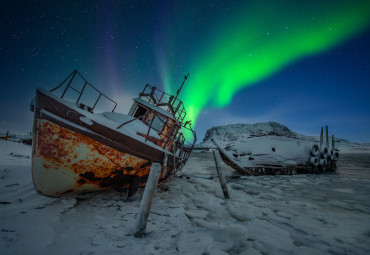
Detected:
left=201, top=122, right=300, bottom=146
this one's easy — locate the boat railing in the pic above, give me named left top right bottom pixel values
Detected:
left=168, top=123, right=196, bottom=167
left=139, top=84, right=186, bottom=123
left=50, top=70, right=118, bottom=113
left=172, top=127, right=197, bottom=169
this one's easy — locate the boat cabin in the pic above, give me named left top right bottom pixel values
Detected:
left=127, top=84, right=189, bottom=151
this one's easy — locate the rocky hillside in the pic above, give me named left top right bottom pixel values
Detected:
left=200, top=122, right=311, bottom=146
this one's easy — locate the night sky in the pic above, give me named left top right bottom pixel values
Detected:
left=1, top=0, right=370, bottom=143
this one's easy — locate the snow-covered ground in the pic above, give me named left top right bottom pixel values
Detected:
left=1, top=140, right=370, bottom=254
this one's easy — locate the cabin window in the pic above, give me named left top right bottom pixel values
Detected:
left=152, top=115, right=167, bottom=132
left=134, top=105, right=147, bottom=119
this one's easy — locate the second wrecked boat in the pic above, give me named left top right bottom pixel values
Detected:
left=30, top=70, right=196, bottom=197
left=200, top=123, right=339, bottom=176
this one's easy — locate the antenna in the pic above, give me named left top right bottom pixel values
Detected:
left=173, top=73, right=189, bottom=104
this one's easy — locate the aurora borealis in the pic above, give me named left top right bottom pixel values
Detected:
left=160, top=0, right=370, bottom=126
left=1, top=0, right=370, bottom=142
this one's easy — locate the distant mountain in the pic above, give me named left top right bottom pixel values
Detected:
left=200, top=122, right=308, bottom=146
left=203, top=122, right=297, bottom=142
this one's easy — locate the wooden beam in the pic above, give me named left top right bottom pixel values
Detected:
left=211, top=139, right=256, bottom=176
left=212, top=150, right=230, bottom=199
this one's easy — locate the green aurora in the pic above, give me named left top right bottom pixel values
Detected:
left=159, top=0, right=370, bottom=128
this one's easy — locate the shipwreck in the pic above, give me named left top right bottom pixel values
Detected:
left=30, top=70, right=196, bottom=197
left=200, top=123, right=340, bottom=176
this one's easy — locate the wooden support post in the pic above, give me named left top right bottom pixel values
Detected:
left=127, top=176, right=141, bottom=202
left=320, top=127, right=323, bottom=147
left=134, top=163, right=162, bottom=237
left=325, top=125, right=329, bottom=147
left=212, top=150, right=230, bottom=199
left=163, top=153, right=168, bottom=179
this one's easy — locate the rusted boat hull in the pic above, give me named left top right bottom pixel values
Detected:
left=32, top=90, right=177, bottom=197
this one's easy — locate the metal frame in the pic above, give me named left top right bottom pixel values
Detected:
left=50, top=70, right=117, bottom=112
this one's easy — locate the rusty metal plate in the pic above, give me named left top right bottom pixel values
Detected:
left=32, top=119, right=170, bottom=197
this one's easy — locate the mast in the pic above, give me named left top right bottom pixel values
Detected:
left=173, top=73, right=189, bottom=104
